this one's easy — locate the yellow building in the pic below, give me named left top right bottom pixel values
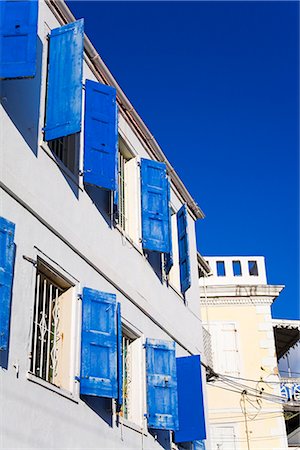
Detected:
left=199, top=256, right=288, bottom=450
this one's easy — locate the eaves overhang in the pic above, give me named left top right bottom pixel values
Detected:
left=273, top=319, right=300, bottom=360
left=45, top=0, right=204, bottom=221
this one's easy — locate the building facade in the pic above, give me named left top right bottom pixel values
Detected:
left=0, top=1, right=208, bottom=448
left=199, top=256, right=290, bottom=450
left=274, top=319, right=300, bottom=449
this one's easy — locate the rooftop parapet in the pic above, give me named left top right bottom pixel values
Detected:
left=200, top=256, right=267, bottom=286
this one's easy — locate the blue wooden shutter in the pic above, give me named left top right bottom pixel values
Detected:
left=164, top=178, right=173, bottom=274
left=141, top=159, right=170, bottom=253
left=193, top=441, right=206, bottom=450
left=84, top=80, right=118, bottom=190
left=0, top=217, right=15, bottom=356
left=80, top=287, right=117, bottom=398
left=177, top=205, right=191, bottom=293
left=0, top=0, right=38, bottom=79
left=117, top=302, right=123, bottom=408
left=174, top=355, right=206, bottom=443
left=145, top=338, right=179, bottom=430
left=44, top=19, right=84, bottom=141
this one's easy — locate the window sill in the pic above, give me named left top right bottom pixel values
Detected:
left=40, top=142, right=83, bottom=192
left=118, top=415, right=148, bottom=436
left=27, top=372, right=79, bottom=403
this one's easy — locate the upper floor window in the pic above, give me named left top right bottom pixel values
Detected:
left=43, top=20, right=84, bottom=176
left=210, top=322, right=240, bottom=377
left=48, top=133, right=80, bottom=175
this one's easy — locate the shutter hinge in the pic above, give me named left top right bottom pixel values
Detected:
left=78, top=170, right=84, bottom=177
left=23, top=255, right=37, bottom=267
left=75, top=376, right=80, bottom=382
left=77, top=294, right=82, bottom=301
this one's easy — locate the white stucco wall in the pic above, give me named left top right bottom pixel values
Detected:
left=0, top=1, right=207, bottom=449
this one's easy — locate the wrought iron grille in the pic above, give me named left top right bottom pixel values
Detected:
left=118, top=151, right=127, bottom=231
left=30, top=271, right=64, bottom=385
left=121, top=334, right=133, bottom=419
left=48, top=133, right=79, bottom=175
left=202, top=325, right=213, bottom=369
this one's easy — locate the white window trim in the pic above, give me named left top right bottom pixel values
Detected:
left=26, top=372, right=79, bottom=403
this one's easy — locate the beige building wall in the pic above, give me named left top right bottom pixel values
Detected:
left=200, top=256, right=288, bottom=450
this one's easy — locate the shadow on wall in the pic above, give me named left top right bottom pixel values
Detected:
left=85, top=184, right=113, bottom=228
left=82, top=396, right=113, bottom=428
left=0, top=37, right=43, bottom=157
left=149, top=429, right=172, bottom=450
left=144, top=250, right=163, bottom=284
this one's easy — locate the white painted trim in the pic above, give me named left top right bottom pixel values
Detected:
left=27, top=372, right=79, bottom=403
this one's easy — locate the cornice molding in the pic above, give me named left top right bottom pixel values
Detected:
left=199, top=284, right=284, bottom=299
left=200, top=297, right=274, bottom=306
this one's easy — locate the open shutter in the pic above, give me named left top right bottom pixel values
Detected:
left=145, top=338, right=178, bottom=430
left=164, top=178, right=173, bottom=274
left=80, top=287, right=117, bottom=398
left=0, top=0, right=38, bottom=79
left=141, top=159, right=170, bottom=253
left=117, top=302, right=123, bottom=408
left=44, top=19, right=84, bottom=141
left=175, top=355, right=206, bottom=443
left=177, top=204, right=191, bottom=293
left=0, top=217, right=15, bottom=356
left=83, top=80, right=118, bottom=190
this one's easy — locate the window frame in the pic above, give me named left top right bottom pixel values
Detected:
left=114, top=136, right=141, bottom=248
left=117, top=319, right=147, bottom=432
left=27, top=251, right=79, bottom=400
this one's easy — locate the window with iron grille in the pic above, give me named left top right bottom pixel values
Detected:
left=48, top=132, right=80, bottom=175
left=30, top=259, right=73, bottom=390
left=121, top=333, right=134, bottom=420
left=119, top=327, right=144, bottom=426
left=117, top=139, right=135, bottom=234
left=118, top=149, right=127, bottom=231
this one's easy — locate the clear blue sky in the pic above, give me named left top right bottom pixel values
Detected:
left=67, top=1, right=299, bottom=320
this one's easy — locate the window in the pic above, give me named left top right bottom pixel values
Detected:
left=118, top=141, right=132, bottom=232
left=116, top=138, right=140, bottom=243
left=248, top=260, right=258, bottom=276
left=48, top=133, right=80, bottom=175
left=30, top=259, right=74, bottom=391
left=119, top=326, right=144, bottom=426
left=210, top=322, right=240, bottom=377
left=43, top=20, right=83, bottom=175
left=216, top=261, right=225, bottom=276
left=211, top=426, right=237, bottom=450
left=168, top=210, right=181, bottom=292
left=232, top=260, right=242, bottom=276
